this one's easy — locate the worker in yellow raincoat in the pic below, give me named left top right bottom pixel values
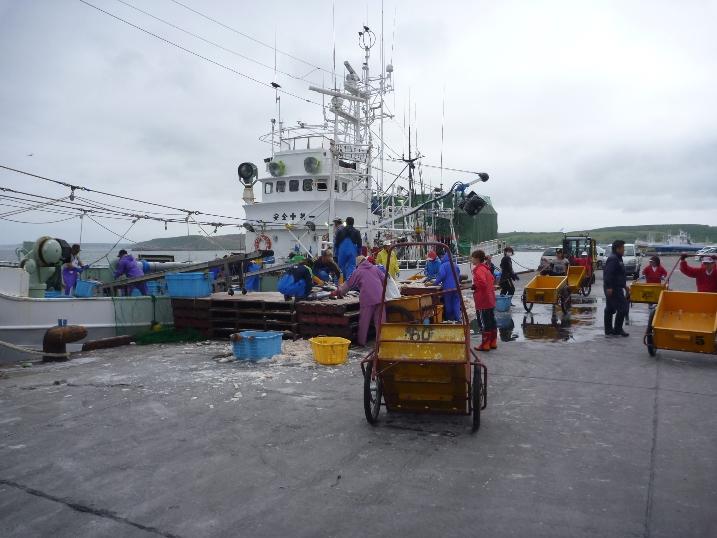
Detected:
left=375, top=241, right=400, bottom=280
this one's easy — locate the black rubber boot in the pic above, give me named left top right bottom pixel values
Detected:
left=603, top=310, right=614, bottom=336
left=614, top=313, right=629, bottom=337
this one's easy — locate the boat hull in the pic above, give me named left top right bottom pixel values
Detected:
left=0, top=293, right=173, bottom=363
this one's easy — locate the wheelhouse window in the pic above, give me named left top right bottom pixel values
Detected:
left=342, top=182, right=348, bottom=192
left=276, top=180, right=286, bottom=193
left=334, top=180, right=339, bottom=192
left=317, top=181, right=327, bottom=191
left=289, top=179, right=299, bottom=192
left=303, top=178, right=313, bottom=191
left=264, top=182, right=273, bottom=194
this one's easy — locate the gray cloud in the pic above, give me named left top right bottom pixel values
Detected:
left=0, top=0, right=715, bottom=245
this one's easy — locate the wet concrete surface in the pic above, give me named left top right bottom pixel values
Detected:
left=2, top=258, right=716, bottom=537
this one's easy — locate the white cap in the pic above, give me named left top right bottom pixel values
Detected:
left=702, top=256, right=715, bottom=263
left=383, top=240, right=391, bottom=246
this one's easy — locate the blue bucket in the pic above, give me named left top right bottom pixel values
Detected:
left=165, top=273, right=212, bottom=298
left=146, top=280, right=167, bottom=296
left=74, top=280, right=101, bottom=298
left=495, top=294, right=512, bottom=312
left=231, top=331, right=283, bottom=361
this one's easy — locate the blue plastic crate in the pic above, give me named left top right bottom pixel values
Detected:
left=146, top=280, right=167, bottom=296
left=165, top=273, right=212, bottom=298
left=495, top=294, right=513, bottom=312
left=74, top=280, right=101, bottom=298
left=230, top=331, right=283, bottom=361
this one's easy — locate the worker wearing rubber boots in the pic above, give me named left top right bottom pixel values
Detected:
left=332, top=256, right=385, bottom=346
left=471, top=250, right=497, bottom=351
left=334, top=216, right=362, bottom=280
left=434, top=251, right=462, bottom=322
left=603, top=240, right=629, bottom=337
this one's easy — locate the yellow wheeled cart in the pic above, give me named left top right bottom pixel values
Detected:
left=644, top=291, right=717, bottom=357
left=521, top=274, right=571, bottom=314
left=361, top=242, right=487, bottom=432
left=566, top=265, right=588, bottom=295
left=629, top=282, right=667, bottom=305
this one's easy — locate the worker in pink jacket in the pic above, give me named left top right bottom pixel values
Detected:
left=333, top=256, right=386, bottom=346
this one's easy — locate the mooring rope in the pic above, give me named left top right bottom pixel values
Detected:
left=0, top=339, right=70, bottom=358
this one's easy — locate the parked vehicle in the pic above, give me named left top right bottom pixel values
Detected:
left=539, top=246, right=562, bottom=269
left=562, top=234, right=597, bottom=295
left=694, top=245, right=717, bottom=261
left=596, top=246, right=606, bottom=269
left=604, top=243, right=642, bottom=279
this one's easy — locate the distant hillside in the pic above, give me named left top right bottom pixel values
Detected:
left=498, top=224, right=717, bottom=247
left=133, top=234, right=246, bottom=251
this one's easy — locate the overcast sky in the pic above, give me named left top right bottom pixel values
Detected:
left=1, top=0, right=716, bottom=245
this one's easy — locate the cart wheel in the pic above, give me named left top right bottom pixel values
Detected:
left=472, top=364, right=482, bottom=433
left=364, top=363, right=382, bottom=425
left=522, top=294, right=533, bottom=312
left=228, top=288, right=235, bottom=296
left=241, top=288, right=248, bottom=295
left=581, top=283, right=592, bottom=296
left=645, top=308, right=657, bottom=357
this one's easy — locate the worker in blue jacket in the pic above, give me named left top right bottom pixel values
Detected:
left=434, top=252, right=462, bottom=321
left=277, top=256, right=313, bottom=300
left=244, top=259, right=262, bottom=292
left=424, top=251, right=441, bottom=280
left=334, top=216, right=362, bottom=280
left=603, top=240, right=629, bottom=337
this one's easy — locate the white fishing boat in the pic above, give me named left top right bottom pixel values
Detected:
left=236, top=25, right=499, bottom=276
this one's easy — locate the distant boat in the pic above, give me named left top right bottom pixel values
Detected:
left=636, top=230, right=704, bottom=254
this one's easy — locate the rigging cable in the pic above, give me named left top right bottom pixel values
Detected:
left=166, top=0, right=333, bottom=75
left=112, top=0, right=322, bottom=87
left=0, top=214, right=79, bottom=225
left=77, top=0, right=322, bottom=106
left=0, top=195, right=69, bottom=218
left=0, top=164, right=245, bottom=222
left=86, top=215, right=139, bottom=266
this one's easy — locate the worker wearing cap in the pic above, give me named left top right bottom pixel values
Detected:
left=62, top=243, right=89, bottom=296
left=332, top=255, right=385, bottom=346
left=434, top=251, right=462, bottom=322
left=114, top=249, right=147, bottom=295
left=277, top=255, right=314, bottom=300
left=376, top=241, right=400, bottom=279
left=424, top=251, right=441, bottom=280
left=642, top=256, right=667, bottom=284
left=334, top=216, right=362, bottom=280
left=313, top=249, right=341, bottom=285
left=244, top=259, right=262, bottom=292
left=331, top=217, right=344, bottom=254
left=680, top=255, right=717, bottom=292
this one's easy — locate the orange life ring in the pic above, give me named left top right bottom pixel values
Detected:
left=254, top=234, right=272, bottom=251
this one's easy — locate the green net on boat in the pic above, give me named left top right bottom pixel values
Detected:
left=134, top=327, right=206, bottom=345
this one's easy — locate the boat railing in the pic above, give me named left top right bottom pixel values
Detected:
left=470, top=239, right=507, bottom=256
